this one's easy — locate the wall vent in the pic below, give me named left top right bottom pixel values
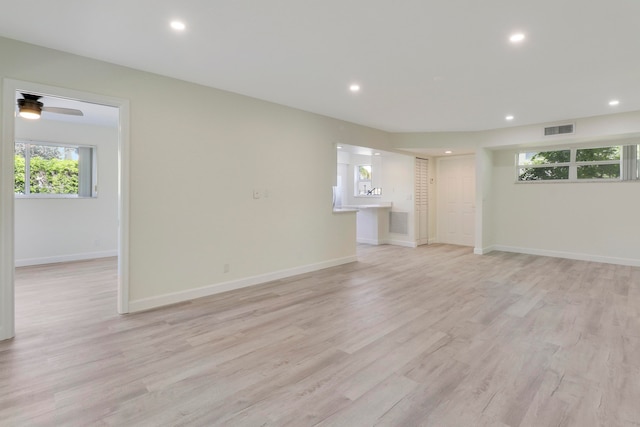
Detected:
left=544, top=123, right=575, bottom=136
left=389, top=211, right=409, bottom=235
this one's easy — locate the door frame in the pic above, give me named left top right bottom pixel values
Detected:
left=1, top=79, right=130, bottom=340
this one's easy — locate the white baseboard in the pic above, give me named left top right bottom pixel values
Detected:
left=15, top=250, right=118, bottom=267
left=385, top=239, right=418, bottom=248
left=357, top=238, right=417, bottom=248
left=0, top=325, right=12, bottom=341
left=356, top=238, right=384, bottom=245
left=474, top=246, right=495, bottom=255
left=128, top=255, right=358, bottom=313
left=492, top=245, right=640, bottom=267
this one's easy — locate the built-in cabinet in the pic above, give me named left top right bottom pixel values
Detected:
left=342, top=204, right=392, bottom=245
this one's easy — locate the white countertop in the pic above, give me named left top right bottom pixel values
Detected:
left=342, top=203, right=392, bottom=209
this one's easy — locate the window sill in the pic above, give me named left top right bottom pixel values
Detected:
left=15, top=195, right=97, bottom=199
left=514, top=179, right=639, bottom=184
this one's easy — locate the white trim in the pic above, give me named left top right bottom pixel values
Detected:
left=15, top=250, right=117, bottom=267
left=474, top=246, right=495, bottom=255
left=128, top=255, right=358, bottom=313
left=357, top=238, right=417, bottom=248
left=117, top=100, right=130, bottom=314
left=385, top=239, right=418, bottom=248
left=1, top=79, right=130, bottom=341
left=356, top=237, right=384, bottom=245
left=1, top=80, right=16, bottom=340
left=492, top=245, right=640, bottom=267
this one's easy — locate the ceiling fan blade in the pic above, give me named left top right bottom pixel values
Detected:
left=42, top=106, right=84, bottom=116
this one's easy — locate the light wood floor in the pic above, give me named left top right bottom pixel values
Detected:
left=2, top=244, right=640, bottom=426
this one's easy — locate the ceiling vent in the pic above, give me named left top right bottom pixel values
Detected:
left=544, top=123, right=575, bottom=136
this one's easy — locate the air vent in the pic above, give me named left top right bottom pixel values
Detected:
left=544, top=123, right=574, bottom=136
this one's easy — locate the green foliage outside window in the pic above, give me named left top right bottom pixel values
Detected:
left=14, top=155, right=79, bottom=194
left=519, top=165, right=569, bottom=181
left=577, top=164, right=620, bottom=179
left=518, top=150, right=570, bottom=180
left=518, top=146, right=622, bottom=181
left=358, top=165, right=371, bottom=180
left=576, top=146, right=620, bottom=162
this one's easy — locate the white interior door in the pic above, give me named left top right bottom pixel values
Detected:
left=437, top=155, right=475, bottom=246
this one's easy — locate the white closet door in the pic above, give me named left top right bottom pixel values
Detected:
left=415, top=158, right=429, bottom=245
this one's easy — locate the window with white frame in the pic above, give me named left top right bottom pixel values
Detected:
left=15, top=141, right=97, bottom=197
left=517, top=144, right=639, bottom=182
left=354, top=164, right=382, bottom=196
left=518, top=149, right=570, bottom=181
left=356, top=164, right=372, bottom=195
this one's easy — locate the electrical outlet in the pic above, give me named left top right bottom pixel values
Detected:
left=253, top=190, right=261, bottom=199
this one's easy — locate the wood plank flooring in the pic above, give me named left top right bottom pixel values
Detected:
left=1, top=244, right=640, bottom=426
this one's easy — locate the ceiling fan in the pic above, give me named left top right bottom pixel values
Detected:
left=17, top=93, right=84, bottom=120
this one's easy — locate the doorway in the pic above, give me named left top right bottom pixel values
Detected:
left=1, top=79, right=130, bottom=340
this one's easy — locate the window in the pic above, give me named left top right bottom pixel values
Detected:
left=518, top=149, right=570, bottom=181
left=356, top=164, right=372, bottom=195
left=354, top=165, right=382, bottom=196
left=15, top=141, right=97, bottom=197
left=517, top=144, right=638, bottom=182
left=576, top=146, right=621, bottom=179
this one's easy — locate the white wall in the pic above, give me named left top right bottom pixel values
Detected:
left=490, top=148, right=640, bottom=265
left=0, top=36, right=391, bottom=311
left=474, top=148, right=494, bottom=254
left=14, top=119, right=118, bottom=266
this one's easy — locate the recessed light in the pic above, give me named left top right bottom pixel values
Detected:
left=349, top=84, right=360, bottom=92
left=373, top=152, right=381, bottom=156
left=609, top=100, right=620, bottom=106
left=509, top=33, right=525, bottom=43
left=170, top=21, right=186, bottom=31
left=336, top=145, right=343, bottom=149
left=445, top=150, right=453, bottom=154
left=505, top=115, right=514, bottom=121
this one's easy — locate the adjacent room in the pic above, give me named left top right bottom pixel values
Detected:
left=0, top=1, right=639, bottom=425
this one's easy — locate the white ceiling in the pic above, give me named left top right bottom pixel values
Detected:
left=1, top=0, right=638, bottom=133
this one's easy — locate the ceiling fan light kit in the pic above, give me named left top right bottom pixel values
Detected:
left=17, top=95, right=43, bottom=119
